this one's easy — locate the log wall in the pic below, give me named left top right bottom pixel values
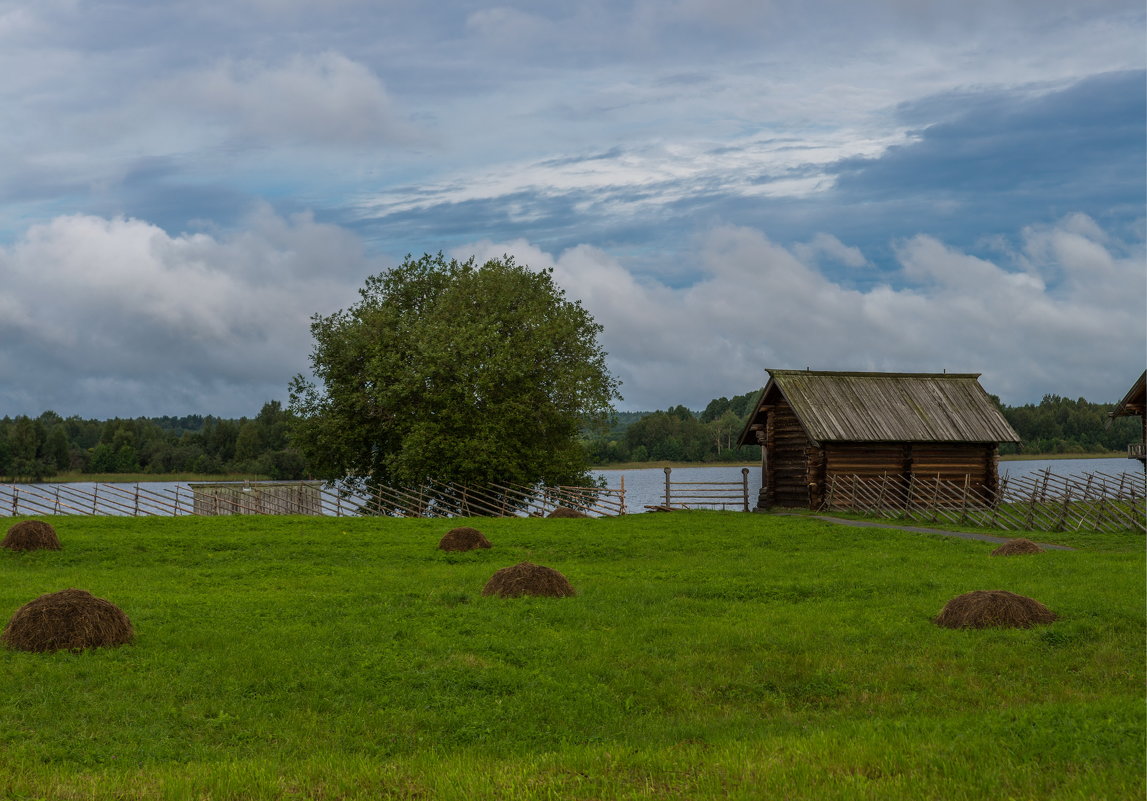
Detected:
left=762, top=398, right=813, bottom=508
left=814, top=442, right=998, bottom=510
left=909, top=443, right=994, bottom=486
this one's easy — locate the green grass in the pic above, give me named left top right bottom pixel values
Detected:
left=796, top=507, right=1144, bottom=552
left=0, top=513, right=1142, bottom=800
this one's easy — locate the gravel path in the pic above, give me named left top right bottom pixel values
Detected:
left=775, top=513, right=1075, bottom=551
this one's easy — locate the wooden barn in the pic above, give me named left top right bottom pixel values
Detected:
left=737, top=370, right=1020, bottom=510
left=1109, top=370, right=1146, bottom=465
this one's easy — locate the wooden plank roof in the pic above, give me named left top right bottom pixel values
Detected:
left=1109, top=370, right=1146, bottom=418
left=756, top=370, right=1020, bottom=445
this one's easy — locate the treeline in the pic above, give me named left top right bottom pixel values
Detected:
left=585, top=390, right=1142, bottom=466
left=584, top=391, right=761, bottom=464
left=0, top=402, right=306, bottom=482
left=998, top=394, right=1142, bottom=455
left=0, top=390, right=1139, bottom=481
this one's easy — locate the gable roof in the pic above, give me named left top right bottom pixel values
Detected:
left=1109, top=370, right=1146, bottom=418
left=742, top=370, right=1020, bottom=445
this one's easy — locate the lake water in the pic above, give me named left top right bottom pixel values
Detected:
left=2, top=456, right=1138, bottom=516
left=594, top=456, right=1139, bottom=512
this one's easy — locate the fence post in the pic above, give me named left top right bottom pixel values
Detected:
left=929, top=475, right=942, bottom=522
left=1055, top=487, right=1072, bottom=531
left=741, top=468, right=750, bottom=512
left=664, top=467, right=672, bottom=507
left=620, top=475, right=626, bottom=516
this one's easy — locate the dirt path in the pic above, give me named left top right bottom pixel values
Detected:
left=775, top=513, right=1075, bottom=551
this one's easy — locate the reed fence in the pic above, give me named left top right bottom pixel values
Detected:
left=822, top=468, right=1146, bottom=534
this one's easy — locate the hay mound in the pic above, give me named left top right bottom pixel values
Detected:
left=438, top=526, right=492, bottom=551
left=934, top=590, right=1056, bottom=629
left=547, top=506, right=589, bottom=518
left=991, top=538, right=1043, bottom=556
left=2, top=520, right=61, bottom=551
left=481, top=562, right=576, bottom=598
left=2, top=589, right=134, bottom=653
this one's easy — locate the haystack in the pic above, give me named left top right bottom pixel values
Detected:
left=2, top=589, right=134, bottom=652
left=547, top=506, right=589, bottom=519
left=482, top=562, right=576, bottom=598
left=934, top=590, right=1056, bottom=629
left=991, top=538, right=1043, bottom=556
left=3, top=520, right=62, bottom=551
left=438, top=526, right=492, bottom=551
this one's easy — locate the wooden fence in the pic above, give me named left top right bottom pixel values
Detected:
left=646, top=467, right=752, bottom=512
left=822, top=468, right=1146, bottom=534
left=0, top=479, right=627, bottom=519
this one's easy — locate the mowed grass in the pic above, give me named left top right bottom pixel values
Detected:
left=0, top=513, right=1142, bottom=800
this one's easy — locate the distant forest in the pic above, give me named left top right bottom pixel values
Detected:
left=0, top=392, right=1140, bottom=481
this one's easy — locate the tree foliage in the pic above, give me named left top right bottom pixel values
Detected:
left=288, top=253, right=620, bottom=497
left=998, top=394, right=1142, bottom=455
left=584, top=390, right=761, bottom=464
left=0, top=402, right=304, bottom=481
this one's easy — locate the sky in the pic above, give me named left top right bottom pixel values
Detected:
left=0, top=0, right=1144, bottom=419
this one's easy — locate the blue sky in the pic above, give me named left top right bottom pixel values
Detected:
left=0, top=0, right=1143, bottom=417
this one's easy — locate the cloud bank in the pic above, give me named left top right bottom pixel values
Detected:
left=464, top=213, right=1145, bottom=410
left=0, top=205, right=1140, bottom=418
left=0, top=208, right=377, bottom=418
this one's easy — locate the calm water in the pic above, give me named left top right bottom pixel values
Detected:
left=594, top=457, right=1138, bottom=512
left=4, top=457, right=1138, bottom=516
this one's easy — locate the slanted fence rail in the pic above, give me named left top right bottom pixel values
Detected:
left=0, top=479, right=628, bottom=519
left=822, top=468, right=1145, bottom=534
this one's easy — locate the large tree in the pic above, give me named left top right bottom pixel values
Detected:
left=289, top=253, right=620, bottom=506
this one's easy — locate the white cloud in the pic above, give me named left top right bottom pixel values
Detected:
left=792, top=232, right=868, bottom=268
left=170, top=52, right=418, bottom=147
left=465, top=7, right=556, bottom=45
left=0, top=208, right=376, bottom=416
left=461, top=214, right=1145, bottom=410
left=354, top=130, right=905, bottom=221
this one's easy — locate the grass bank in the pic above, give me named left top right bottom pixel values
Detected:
left=32, top=472, right=271, bottom=484
left=999, top=452, right=1127, bottom=461
left=0, top=513, right=1142, bottom=800
left=593, top=460, right=755, bottom=470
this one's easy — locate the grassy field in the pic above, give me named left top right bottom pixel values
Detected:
left=0, top=513, right=1142, bottom=800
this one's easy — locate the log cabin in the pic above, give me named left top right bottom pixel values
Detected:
left=1109, top=370, right=1146, bottom=465
left=737, top=370, right=1020, bottom=510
